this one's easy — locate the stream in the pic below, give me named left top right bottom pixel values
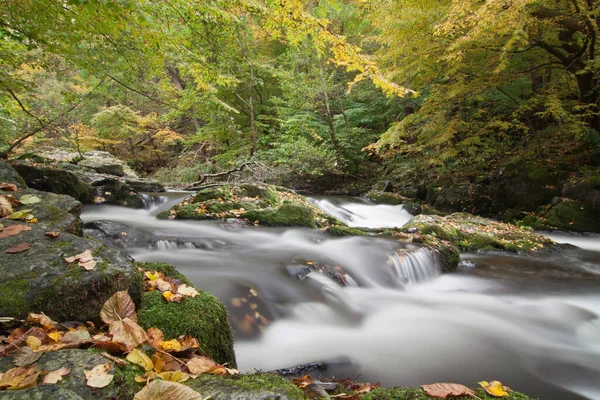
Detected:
left=81, top=193, right=600, bottom=400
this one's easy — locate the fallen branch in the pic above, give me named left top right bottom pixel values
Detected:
left=187, top=162, right=254, bottom=189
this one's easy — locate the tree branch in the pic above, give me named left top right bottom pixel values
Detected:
left=106, top=74, right=185, bottom=112
left=187, top=161, right=254, bottom=190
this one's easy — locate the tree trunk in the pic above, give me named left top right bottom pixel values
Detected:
left=576, top=72, right=600, bottom=131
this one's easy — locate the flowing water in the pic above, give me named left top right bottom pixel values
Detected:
left=81, top=193, right=600, bottom=400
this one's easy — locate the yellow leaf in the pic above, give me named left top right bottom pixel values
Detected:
left=126, top=348, right=154, bottom=372
left=485, top=381, right=510, bottom=397
left=26, top=335, right=41, bottom=350
left=48, top=332, right=60, bottom=342
left=163, top=291, right=173, bottom=301
left=160, top=339, right=181, bottom=352
left=145, top=271, right=160, bottom=281
left=157, top=371, right=189, bottom=383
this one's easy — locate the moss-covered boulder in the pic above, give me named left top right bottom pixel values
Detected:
left=137, top=263, right=236, bottom=368
left=361, top=387, right=534, bottom=400
left=366, top=190, right=409, bottom=205
left=0, top=221, right=143, bottom=322
left=165, top=183, right=338, bottom=228
left=0, top=349, right=125, bottom=399
left=403, top=213, right=557, bottom=253
left=538, top=198, right=600, bottom=233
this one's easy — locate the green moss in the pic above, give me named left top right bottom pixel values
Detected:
left=0, top=278, right=31, bottom=316
left=137, top=290, right=236, bottom=367
left=367, top=191, right=406, bottom=205
left=194, top=188, right=227, bottom=203
left=175, top=204, right=210, bottom=220
left=325, top=226, right=369, bottom=236
left=111, top=360, right=145, bottom=399
left=543, top=199, right=600, bottom=232
left=188, top=373, right=304, bottom=399
left=156, top=210, right=170, bottom=219
left=136, top=262, right=192, bottom=285
left=361, top=387, right=533, bottom=400
left=243, top=204, right=315, bottom=228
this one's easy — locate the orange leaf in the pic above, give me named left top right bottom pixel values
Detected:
left=6, top=242, right=31, bottom=253
left=0, top=224, right=31, bottom=239
left=109, top=318, right=148, bottom=348
left=186, top=356, right=216, bottom=375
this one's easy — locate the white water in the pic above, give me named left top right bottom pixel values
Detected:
left=82, top=194, right=600, bottom=400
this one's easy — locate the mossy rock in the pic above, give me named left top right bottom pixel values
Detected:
left=325, top=225, right=371, bottom=236
left=137, top=263, right=236, bottom=368
left=0, top=223, right=143, bottom=322
left=366, top=191, right=408, bottom=205
left=403, top=213, right=557, bottom=253
left=541, top=198, right=600, bottom=233
left=185, top=373, right=304, bottom=400
left=242, top=204, right=316, bottom=228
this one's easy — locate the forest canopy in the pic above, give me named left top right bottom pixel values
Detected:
left=1, top=0, right=599, bottom=189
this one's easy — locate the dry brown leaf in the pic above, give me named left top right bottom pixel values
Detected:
left=355, top=382, right=380, bottom=394
left=64, top=249, right=96, bottom=269
left=0, top=196, right=13, bottom=217
left=12, top=347, right=44, bottom=366
left=7, top=371, right=40, bottom=390
left=84, top=363, right=114, bottom=388
left=5, top=242, right=31, bottom=254
left=26, top=313, right=55, bottom=329
left=133, top=379, right=204, bottom=400
left=0, top=224, right=31, bottom=239
left=208, top=364, right=239, bottom=376
left=44, top=231, right=60, bottom=238
left=421, top=383, right=476, bottom=399
left=155, top=279, right=173, bottom=292
left=62, top=328, right=92, bottom=344
left=146, top=327, right=163, bottom=350
left=0, top=183, right=18, bottom=191
left=292, top=374, right=313, bottom=388
left=151, top=353, right=181, bottom=372
left=94, top=338, right=129, bottom=354
left=100, top=291, right=137, bottom=324
left=42, top=367, right=70, bottom=384
left=186, top=356, right=216, bottom=375
left=126, top=348, right=154, bottom=371
left=177, top=284, right=199, bottom=297
left=80, top=259, right=97, bottom=270
left=109, top=317, right=148, bottom=348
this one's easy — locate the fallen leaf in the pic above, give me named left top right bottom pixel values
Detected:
left=7, top=209, right=33, bottom=220
left=26, top=313, right=56, bottom=329
left=12, top=347, right=44, bottom=366
left=84, top=363, right=114, bottom=388
left=109, top=318, right=148, bottom=348
left=26, top=336, right=41, bottom=350
left=157, top=371, right=189, bottom=382
left=63, top=328, right=92, bottom=344
left=93, top=338, right=129, bottom=354
left=186, top=356, right=216, bottom=375
left=0, top=183, right=18, bottom=191
left=0, top=224, right=31, bottom=239
left=479, top=380, right=511, bottom=397
left=355, top=382, right=380, bottom=394
left=151, top=353, right=181, bottom=372
left=208, top=364, right=239, bottom=376
left=6, top=242, right=31, bottom=254
left=44, top=231, right=60, bottom=238
left=7, top=371, right=40, bottom=390
left=42, top=367, right=70, bottom=384
left=100, top=291, right=137, bottom=324
left=155, top=279, right=173, bottom=292
left=80, top=259, right=97, bottom=270
left=421, top=383, right=476, bottom=399
left=292, top=374, right=313, bottom=388
left=0, top=196, right=13, bottom=217
left=160, top=339, right=181, bottom=353
left=0, top=365, right=36, bottom=389
left=126, top=348, right=154, bottom=371
left=18, top=195, right=41, bottom=205
left=133, top=379, right=203, bottom=400
left=146, top=327, right=163, bottom=350
left=177, top=284, right=199, bottom=297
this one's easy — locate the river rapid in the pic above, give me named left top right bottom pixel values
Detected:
left=82, top=193, right=600, bottom=400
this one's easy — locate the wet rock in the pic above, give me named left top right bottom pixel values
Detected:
left=0, top=349, right=121, bottom=399
left=365, top=190, right=408, bottom=205
left=84, top=220, right=152, bottom=248
left=540, top=198, right=600, bottom=233
left=0, top=160, right=26, bottom=188
left=458, top=260, right=477, bottom=269
left=122, top=177, right=165, bottom=193
left=0, top=221, right=143, bottom=322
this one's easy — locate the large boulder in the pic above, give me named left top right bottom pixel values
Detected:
left=0, top=160, right=26, bottom=189
left=403, top=213, right=558, bottom=253
left=0, top=221, right=143, bottom=322
left=160, top=183, right=339, bottom=228
left=185, top=374, right=304, bottom=400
